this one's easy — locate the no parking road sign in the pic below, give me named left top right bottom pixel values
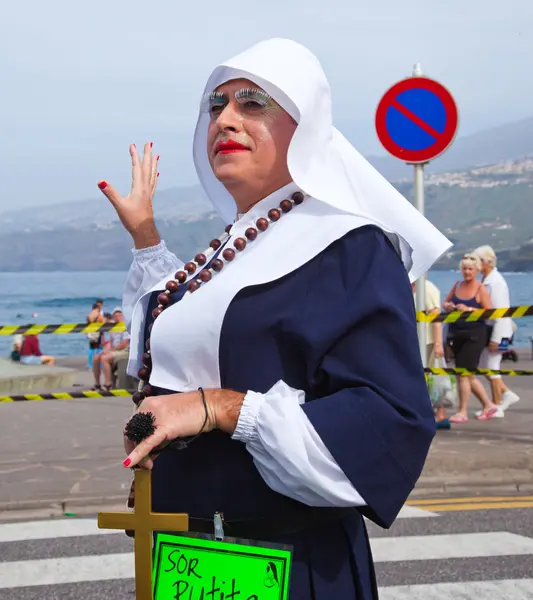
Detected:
left=375, top=76, right=458, bottom=163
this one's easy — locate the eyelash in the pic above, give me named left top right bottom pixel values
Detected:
left=204, top=89, right=274, bottom=116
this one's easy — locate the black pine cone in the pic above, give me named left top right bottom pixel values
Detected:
left=124, top=412, right=156, bottom=443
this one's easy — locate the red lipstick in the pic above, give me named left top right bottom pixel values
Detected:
left=216, top=140, right=250, bottom=154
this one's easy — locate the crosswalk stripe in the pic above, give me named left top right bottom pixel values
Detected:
left=0, top=530, right=532, bottom=588
left=379, top=579, right=533, bottom=599
left=0, top=518, right=120, bottom=543
left=0, top=503, right=437, bottom=544
left=370, top=532, right=533, bottom=562
left=0, top=553, right=134, bottom=589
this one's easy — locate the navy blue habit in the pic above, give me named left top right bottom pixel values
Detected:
left=142, top=225, right=435, bottom=599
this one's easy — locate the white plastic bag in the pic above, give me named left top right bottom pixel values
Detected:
left=427, top=357, right=457, bottom=409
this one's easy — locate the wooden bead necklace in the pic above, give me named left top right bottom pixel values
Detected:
left=132, top=190, right=306, bottom=405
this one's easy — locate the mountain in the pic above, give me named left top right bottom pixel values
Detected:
left=367, top=117, right=533, bottom=182
left=2, top=118, right=533, bottom=271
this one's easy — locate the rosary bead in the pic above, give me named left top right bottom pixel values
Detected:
left=145, top=338, right=150, bottom=351
left=233, top=237, right=246, bottom=251
left=268, top=208, right=281, bottom=221
left=138, top=366, right=150, bottom=380
left=142, top=351, right=152, bottom=365
left=292, top=191, right=304, bottom=204
left=210, top=239, right=222, bottom=250
left=222, top=248, right=236, bottom=261
left=211, top=259, right=224, bottom=272
left=132, top=391, right=145, bottom=406
left=157, top=292, right=170, bottom=306
left=225, top=224, right=233, bottom=234
left=199, top=269, right=212, bottom=282
left=280, top=199, right=293, bottom=213
left=184, top=262, right=197, bottom=274
left=175, top=270, right=187, bottom=284
left=165, top=280, right=179, bottom=293
left=152, top=306, right=164, bottom=319
left=187, top=280, right=200, bottom=292
left=245, top=227, right=258, bottom=241
left=256, top=217, right=269, bottom=231
left=195, top=253, right=207, bottom=266
left=142, top=384, right=153, bottom=397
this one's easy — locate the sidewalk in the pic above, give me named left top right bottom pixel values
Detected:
left=416, top=348, right=533, bottom=496
left=0, top=352, right=532, bottom=518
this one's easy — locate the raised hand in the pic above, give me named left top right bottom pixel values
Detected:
left=97, top=142, right=161, bottom=249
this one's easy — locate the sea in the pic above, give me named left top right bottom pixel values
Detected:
left=1, top=270, right=533, bottom=358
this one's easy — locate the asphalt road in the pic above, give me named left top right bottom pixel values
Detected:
left=0, top=504, right=532, bottom=599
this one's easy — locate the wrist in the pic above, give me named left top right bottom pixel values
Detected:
left=131, top=220, right=161, bottom=249
left=206, top=389, right=245, bottom=434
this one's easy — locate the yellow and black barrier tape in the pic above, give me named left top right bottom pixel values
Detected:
left=2, top=305, right=533, bottom=335
left=417, top=305, right=533, bottom=323
left=425, top=367, right=533, bottom=376
left=0, top=322, right=127, bottom=336
left=0, top=389, right=134, bottom=402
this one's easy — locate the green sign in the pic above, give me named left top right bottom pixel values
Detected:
left=153, top=533, right=292, bottom=599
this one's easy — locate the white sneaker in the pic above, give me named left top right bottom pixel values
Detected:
left=500, top=391, right=520, bottom=411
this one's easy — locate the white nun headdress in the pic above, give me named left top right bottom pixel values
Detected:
left=193, top=38, right=452, bottom=281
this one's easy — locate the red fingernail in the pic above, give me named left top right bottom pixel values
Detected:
left=150, top=142, right=153, bottom=148
left=123, top=458, right=131, bottom=467
left=98, top=181, right=107, bottom=190
left=156, top=155, right=160, bottom=161
left=157, top=172, right=160, bottom=177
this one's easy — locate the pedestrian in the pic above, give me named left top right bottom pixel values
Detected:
left=98, top=38, right=451, bottom=599
left=443, top=255, right=500, bottom=422
left=413, top=279, right=450, bottom=428
left=472, top=245, right=520, bottom=413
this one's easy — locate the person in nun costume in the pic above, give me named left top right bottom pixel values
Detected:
left=98, top=38, right=451, bottom=599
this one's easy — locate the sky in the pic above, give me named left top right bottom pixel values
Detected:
left=1, top=0, right=532, bottom=210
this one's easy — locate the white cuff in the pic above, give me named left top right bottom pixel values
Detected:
left=232, top=391, right=265, bottom=443
left=131, top=240, right=169, bottom=262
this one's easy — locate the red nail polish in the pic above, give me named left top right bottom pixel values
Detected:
left=150, top=142, right=153, bottom=148
left=98, top=181, right=107, bottom=190
left=123, top=458, right=131, bottom=467
left=157, top=172, right=160, bottom=177
left=156, top=155, right=160, bottom=161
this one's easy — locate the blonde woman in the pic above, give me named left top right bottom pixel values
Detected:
left=443, top=255, right=499, bottom=422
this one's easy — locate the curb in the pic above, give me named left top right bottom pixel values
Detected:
left=2, top=481, right=533, bottom=522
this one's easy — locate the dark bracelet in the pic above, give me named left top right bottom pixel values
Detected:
left=124, top=387, right=209, bottom=453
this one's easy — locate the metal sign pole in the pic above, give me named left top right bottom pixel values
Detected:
left=412, top=63, right=427, bottom=367
left=414, top=162, right=427, bottom=366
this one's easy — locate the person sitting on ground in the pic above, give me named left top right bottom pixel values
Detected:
left=92, top=307, right=130, bottom=391
left=19, top=334, right=55, bottom=366
left=11, top=334, right=23, bottom=362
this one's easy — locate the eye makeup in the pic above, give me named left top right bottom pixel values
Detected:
left=203, top=87, right=278, bottom=118
left=234, top=88, right=277, bottom=110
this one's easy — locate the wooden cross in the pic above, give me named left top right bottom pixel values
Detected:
left=98, top=469, right=189, bottom=600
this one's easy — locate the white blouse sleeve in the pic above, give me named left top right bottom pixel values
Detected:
left=122, top=240, right=184, bottom=327
left=232, top=380, right=367, bottom=508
